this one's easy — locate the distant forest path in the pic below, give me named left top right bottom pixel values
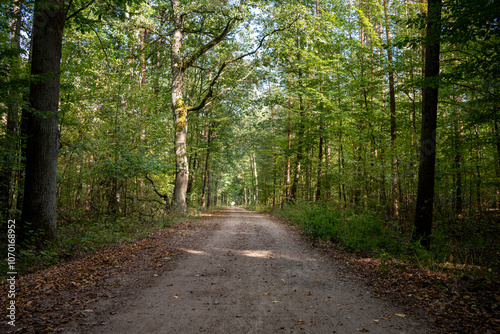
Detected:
left=62, top=208, right=432, bottom=334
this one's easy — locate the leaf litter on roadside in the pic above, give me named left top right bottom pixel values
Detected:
left=0, top=221, right=209, bottom=334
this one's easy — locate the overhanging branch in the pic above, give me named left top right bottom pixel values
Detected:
left=187, top=18, right=299, bottom=113
left=66, top=0, right=98, bottom=21
left=183, top=17, right=239, bottom=71
left=145, top=175, right=170, bottom=206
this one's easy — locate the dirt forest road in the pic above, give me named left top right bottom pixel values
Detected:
left=63, top=208, right=432, bottom=334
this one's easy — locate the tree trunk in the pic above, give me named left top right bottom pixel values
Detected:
left=325, top=142, right=331, bottom=202
left=493, top=119, right=500, bottom=209
left=187, top=149, right=197, bottom=202
left=201, top=125, right=211, bottom=209
left=282, top=100, right=292, bottom=207
left=171, top=0, right=189, bottom=213
left=474, top=125, right=482, bottom=212
left=20, top=0, right=65, bottom=245
left=252, top=153, right=259, bottom=204
left=207, top=170, right=212, bottom=209
left=384, top=0, right=399, bottom=217
left=454, top=110, right=463, bottom=214
left=290, top=97, right=304, bottom=202
left=290, top=33, right=305, bottom=202
left=316, top=128, right=323, bottom=202
left=244, top=186, right=248, bottom=205
left=273, top=153, right=277, bottom=208
left=338, top=120, right=346, bottom=206
left=0, top=1, right=22, bottom=224
left=413, top=0, right=442, bottom=248
left=214, top=177, right=218, bottom=207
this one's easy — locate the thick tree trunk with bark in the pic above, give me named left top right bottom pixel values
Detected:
left=21, top=0, right=66, bottom=244
left=413, top=0, right=442, bottom=248
left=171, top=1, right=189, bottom=213
left=169, top=0, right=237, bottom=212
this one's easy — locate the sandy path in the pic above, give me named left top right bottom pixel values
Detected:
left=64, top=208, right=432, bottom=333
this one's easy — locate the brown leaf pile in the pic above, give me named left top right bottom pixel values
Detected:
left=0, top=219, right=217, bottom=333
left=316, top=241, right=500, bottom=334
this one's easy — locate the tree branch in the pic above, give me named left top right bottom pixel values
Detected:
left=203, top=68, right=255, bottom=109
left=187, top=19, right=299, bottom=112
left=183, top=17, right=239, bottom=71
left=66, top=0, right=98, bottom=21
left=145, top=175, right=170, bottom=205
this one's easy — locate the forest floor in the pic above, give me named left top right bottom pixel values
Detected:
left=1, top=208, right=498, bottom=333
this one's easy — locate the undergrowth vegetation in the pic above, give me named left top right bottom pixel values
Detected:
left=0, top=209, right=201, bottom=276
left=271, top=201, right=499, bottom=280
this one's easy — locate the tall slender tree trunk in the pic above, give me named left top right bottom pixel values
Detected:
left=316, top=128, right=323, bottom=202
left=413, top=0, right=442, bottom=248
left=493, top=119, right=500, bottom=209
left=201, top=124, right=211, bottom=209
left=474, top=125, right=482, bottom=212
left=338, top=120, right=346, bottom=206
left=325, top=143, right=332, bottom=202
left=214, top=177, right=218, bottom=207
left=244, top=185, right=248, bottom=205
left=383, top=0, right=399, bottom=217
left=1, top=1, right=22, bottom=224
left=290, top=34, right=305, bottom=201
left=207, top=170, right=212, bottom=209
left=252, top=153, right=259, bottom=204
left=282, top=100, right=292, bottom=207
left=171, top=0, right=189, bottom=213
left=273, top=154, right=277, bottom=208
left=453, top=107, right=463, bottom=214
left=187, top=150, right=197, bottom=202
left=290, top=95, right=305, bottom=202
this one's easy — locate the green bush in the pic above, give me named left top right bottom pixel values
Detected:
left=272, top=202, right=498, bottom=279
left=0, top=210, right=189, bottom=276
left=277, top=202, right=403, bottom=254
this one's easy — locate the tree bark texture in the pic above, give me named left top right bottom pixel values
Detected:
left=21, top=0, right=65, bottom=244
left=413, top=0, right=442, bottom=248
left=169, top=0, right=236, bottom=212
left=171, top=0, right=188, bottom=213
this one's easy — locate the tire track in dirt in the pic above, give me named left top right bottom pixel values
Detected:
left=63, top=207, right=433, bottom=333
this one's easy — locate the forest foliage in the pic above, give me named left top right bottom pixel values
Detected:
left=0, top=0, right=499, bottom=274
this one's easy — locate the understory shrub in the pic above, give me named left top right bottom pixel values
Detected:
left=277, top=201, right=407, bottom=254
left=274, top=202, right=498, bottom=279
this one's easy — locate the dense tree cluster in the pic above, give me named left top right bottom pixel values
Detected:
left=0, top=0, right=498, bottom=248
